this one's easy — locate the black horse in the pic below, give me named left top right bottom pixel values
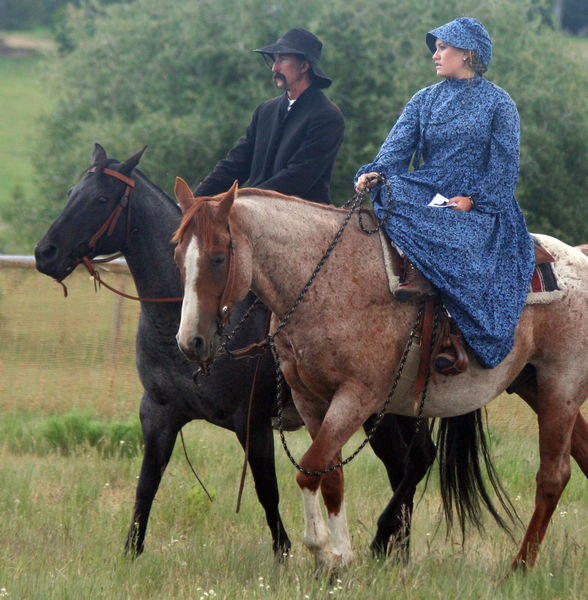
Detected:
left=34, top=144, right=435, bottom=560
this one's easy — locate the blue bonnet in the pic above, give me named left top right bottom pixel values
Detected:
left=426, top=17, right=492, bottom=72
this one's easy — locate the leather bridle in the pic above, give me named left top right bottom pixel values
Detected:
left=86, top=166, right=135, bottom=251
left=65, top=165, right=182, bottom=303
left=216, top=220, right=239, bottom=329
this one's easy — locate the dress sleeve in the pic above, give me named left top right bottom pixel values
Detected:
left=354, top=91, right=422, bottom=184
left=468, top=92, right=520, bottom=214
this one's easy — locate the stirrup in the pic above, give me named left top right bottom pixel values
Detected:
left=394, top=284, right=437, bottom=303
left=434, top=331, right=468, bottom=376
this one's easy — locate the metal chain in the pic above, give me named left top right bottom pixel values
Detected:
left=272, top=305, right=424, bottom=477
left=265, top=176, right=431, bottom=476
left=193, top=296, right=263, bottom=379
left=270, top=189, right=367, bottom=340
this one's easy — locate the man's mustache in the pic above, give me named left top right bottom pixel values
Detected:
left=272, top=73, right=286, bottom=85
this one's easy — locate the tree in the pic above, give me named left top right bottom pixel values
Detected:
left=8, top=0, right=588, bottom=247
left=561, top=0, right=588, bottom=35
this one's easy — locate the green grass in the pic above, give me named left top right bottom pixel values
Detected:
left=0, top=30, right=54, bottom=253
left=0, top=55, right=50, bottom=207
left=0, top=420, right=586, bottom=600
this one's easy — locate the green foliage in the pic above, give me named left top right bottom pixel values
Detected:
left=185, top=484, right=216, bottom=516
left=0, top=412, right=143, bottom=457
left=9, top=0, right=588, bottom=246
left=0, top=0, right=124, bottom=30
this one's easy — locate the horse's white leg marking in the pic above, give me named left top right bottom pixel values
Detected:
left=301, top=487, right=330, bottom=564
left=177, top=236, right=200, bottom=347
left=328, top=501, right=354, bottom=565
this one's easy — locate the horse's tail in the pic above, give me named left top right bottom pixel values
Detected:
left=436, top=409, right=519, bottom=541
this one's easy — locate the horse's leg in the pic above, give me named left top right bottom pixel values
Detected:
left=320, top=456, right=354, bottom=565
left=367, top=415, right=436, bottom=561
left=233, top=402, right=291, bottom=558
left=511, top=367, right=588, bottom=478
left=512, top=387, right=580, bottom=570
left=570, top=412, right=588, bottom=478
left=290, top=394, right=333, bottom=567
left=125, top=396, right=180, bottom=557
left=294, top=385, right=381, bottom=568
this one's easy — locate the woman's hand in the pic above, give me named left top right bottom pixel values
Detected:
left=355, top=172, right=381, bottom=193
left=449, top=196, right=475, bottom=212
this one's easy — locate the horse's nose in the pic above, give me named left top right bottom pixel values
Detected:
left=176, top=333, right=206, bottom=362
left=34, top=243, right=59, bottom=273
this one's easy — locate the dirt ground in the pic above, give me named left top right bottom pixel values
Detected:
left=0, top=32, right=56, bottom=56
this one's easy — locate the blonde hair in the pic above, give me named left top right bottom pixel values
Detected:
left=464, top=50, right=486, bottom=74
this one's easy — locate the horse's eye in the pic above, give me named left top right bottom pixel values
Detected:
left=211, top=255, right=226, bottom=269
left=97, top=196, right=109, bottom=204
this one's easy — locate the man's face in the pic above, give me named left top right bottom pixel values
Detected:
left=270, top=53, right=307, bottom=90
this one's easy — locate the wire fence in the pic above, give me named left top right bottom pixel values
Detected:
left=0, top=256, right=143, bottom=419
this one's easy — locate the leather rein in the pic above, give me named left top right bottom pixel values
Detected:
left=64, top=166, right=182, bottom=303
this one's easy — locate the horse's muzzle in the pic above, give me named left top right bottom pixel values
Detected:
left=176, top=332, right=215, bottom=365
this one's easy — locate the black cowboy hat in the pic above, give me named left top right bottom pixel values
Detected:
left=254, top=28, right=332, bottom=89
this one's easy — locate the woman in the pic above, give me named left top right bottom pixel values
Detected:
left=355, top=17, right=535, bottom=369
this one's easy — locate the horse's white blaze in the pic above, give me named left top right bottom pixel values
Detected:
left=301, top=488, right=329, bottom=559
left=177, top=236, right=200, bottom=348
left=328, top=501, right=354, bottom=565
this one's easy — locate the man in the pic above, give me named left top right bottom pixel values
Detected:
left=193, top=29, right=344, bottom=429
left=193, top=28, right=345, bottom=205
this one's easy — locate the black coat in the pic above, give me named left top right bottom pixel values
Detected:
left=194, top=85, right=345, bottom=204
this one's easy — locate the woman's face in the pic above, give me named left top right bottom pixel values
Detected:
left=432, top=39, right=473, bottom=79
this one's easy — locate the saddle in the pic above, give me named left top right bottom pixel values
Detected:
left=386, top=235, right=557, bottom=395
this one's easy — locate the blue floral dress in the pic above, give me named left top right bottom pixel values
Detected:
left=356, top=75, right=535, bottom=368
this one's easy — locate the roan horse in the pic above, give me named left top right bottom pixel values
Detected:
left=34, top=144, right=435, bottom=560
left=172, top=178, right=588, bottom=571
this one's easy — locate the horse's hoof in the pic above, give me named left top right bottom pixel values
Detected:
left=314, top=549, right=354, bottom=574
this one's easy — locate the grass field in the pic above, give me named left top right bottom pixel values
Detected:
left=0, top=32, right=53, bottom=253
left=1, top=264, right=587, bottom=599
left=0, top=54, right=45, bottom=198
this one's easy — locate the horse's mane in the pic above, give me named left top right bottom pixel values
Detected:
left=134, top=168, right=181, bottom=214
left=173, top=186, right=348, bottom=246
left=237, top=187, right=346, bottom=213
left=172, top=196, right=219, bottom=247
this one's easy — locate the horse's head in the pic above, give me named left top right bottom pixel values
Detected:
left=173, top=178, right=252, bottom=365
left=34, top=143, right=146, bottom=281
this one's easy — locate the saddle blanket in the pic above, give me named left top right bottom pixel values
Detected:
left=526, top=262, right=563, bottom=305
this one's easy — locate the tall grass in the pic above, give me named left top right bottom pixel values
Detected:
left=0, top=420, right=586, bottom=600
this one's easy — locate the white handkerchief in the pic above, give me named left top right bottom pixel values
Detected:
left=428, top=193, right=457, bottom=208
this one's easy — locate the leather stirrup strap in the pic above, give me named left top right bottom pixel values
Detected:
left=236, top=309, right=272, bottom=513
left=413, top=299, right=435, bottom=413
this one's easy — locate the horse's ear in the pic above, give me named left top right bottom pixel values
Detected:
left=120, top=145, right=148, bottom=176
left=215, top=180, right=238, bottom=224
left=174, top=177, right=195, bottom=213
left=92, top=143, right=107, bottom=165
